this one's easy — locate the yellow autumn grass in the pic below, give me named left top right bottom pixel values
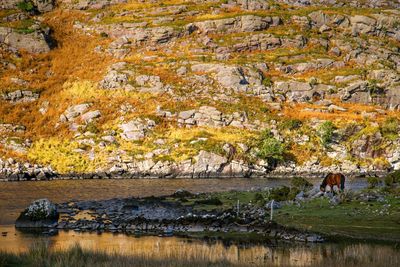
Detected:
left=166, top=127, right=256, bottom=143
left=60, top=80, right=154, bottom=102
left=28, top=138, right=92, bottom=173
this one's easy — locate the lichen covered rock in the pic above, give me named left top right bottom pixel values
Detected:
left=15, top=198, right=59, bottom=228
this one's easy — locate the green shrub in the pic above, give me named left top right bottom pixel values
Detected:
left=280, top=119, right=302, bottom=130
left=291, top=177, right=313, bottom=190
left=268, top=186, right=299, bottom=201
left=380, top=117, right=399, bottom=140
left=257, top=130, right=285, bottom=164
left=384, top=170, right=400, bottom=187
left=262, top=77, right=272, bottom=87
left=268, top=186, right=290, bottom=201
left=17, top=1, right=34, bottom=12
left=253, top=192, right=263, bottom=202
left=252, top=192, right=266, bottom=206
left=85, top=122, right=99, bottom=134
left=287, top=187, right=301, bottom=200
left=367, top=176, right=380, bottom=189
left=318, top=121, right=336, bottom=148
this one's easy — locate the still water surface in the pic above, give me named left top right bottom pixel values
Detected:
left=0, top=226, right=399, bottom=267
left=1, top=177, right=396, bottom=267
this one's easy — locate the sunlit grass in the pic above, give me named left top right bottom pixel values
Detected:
left=0, top=242, right=237, bottom=267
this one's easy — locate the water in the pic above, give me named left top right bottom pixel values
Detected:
left=0, top=178, right=290, bottom=225
left=0, top=177, right=367, bottom=225
left=0, top=226, right=398, bottom=266
left=2, top=177, right=395, bottom=267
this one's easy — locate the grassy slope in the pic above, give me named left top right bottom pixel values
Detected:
left=274, top=195, right=400, bottom=242
left=166, top=188, right=400, bottom=242
left=0, top=1, right=400, bottom=173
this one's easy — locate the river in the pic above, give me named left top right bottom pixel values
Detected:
left=0, top=178, right=399, bottom=267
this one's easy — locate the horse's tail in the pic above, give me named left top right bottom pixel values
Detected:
left=340, top=174, right=345, bottom=190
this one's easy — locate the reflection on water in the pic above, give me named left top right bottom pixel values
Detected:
left=0, top=226, right=398, bottom=267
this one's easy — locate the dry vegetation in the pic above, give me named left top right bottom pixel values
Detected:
left=0, top=0, right=399, bottom=173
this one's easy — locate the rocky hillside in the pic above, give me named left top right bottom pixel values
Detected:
left=0, top=0, right=400, bottom=180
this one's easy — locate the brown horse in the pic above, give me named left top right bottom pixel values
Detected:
left=320, top=173, right=345, bottom=192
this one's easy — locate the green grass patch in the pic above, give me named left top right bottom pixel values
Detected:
left=275, top=196, right=400, bottom=242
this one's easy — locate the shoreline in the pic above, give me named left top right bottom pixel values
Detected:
left=0, top=170, right=388, bottom=182
left=13, top=185, right=400, bottom=243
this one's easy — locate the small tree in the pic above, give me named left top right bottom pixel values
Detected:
left=257, top=130, right=285, bottom=166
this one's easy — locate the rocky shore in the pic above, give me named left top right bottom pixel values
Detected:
left=0, top=152, right=388, bottom=182
left=14, top=174, right=400, bottom=242
left=15, top=190, right=325, bottom=243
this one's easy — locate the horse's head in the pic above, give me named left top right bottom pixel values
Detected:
left=320, top=173, right=330, bottom=192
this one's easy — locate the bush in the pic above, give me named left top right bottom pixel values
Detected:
left=380, top=117, right=399, bottom=140
left=280, top=119, right=302, bottom=130
left=268, top=186, right=290, bottom=201
left=271, top=186, right=300, bottom=201
left=17, top=1, right=34, bottom=12
left=257, top=130, right=285, bottom=165
left=287, top=187, right=301, bottom=200
left=252, top=192, right=266, bottom=206
left=85, top=122, right=99, bottom=134
left=262, top=76, right=272, bottom=87
left=291, top=177, right=313, bottom=190
left=100, top=32, right=109, bottom=38
left=318, top=121, right=336, bottom=148
left=384, top=170, right=400, bottom=187
left=367, top=176, right=380, bottom=189
left=268, top=186, right=299, bottom=201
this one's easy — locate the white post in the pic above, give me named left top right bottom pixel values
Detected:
left=270, top=200, right=274, bottom=221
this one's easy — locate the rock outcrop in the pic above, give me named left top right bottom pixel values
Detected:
left=1, top=0, right=55, bottom=12
left=15, top=198, right=59, bottom=228
left=119, top=119, right=156, bottom=141
left=190, top=15, right=277, bottom=34
left=0, top=158, right=56, bottom=181
left=0, top=26, right=53, bottom=53
left=2, top=90, right=40, bottom=102
left=1, top=0, right=400, bottom=179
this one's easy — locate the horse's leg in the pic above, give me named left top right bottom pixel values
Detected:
left=326, top=185, right=332, bottom=193
left=332, top=185, right=337, bottom=195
